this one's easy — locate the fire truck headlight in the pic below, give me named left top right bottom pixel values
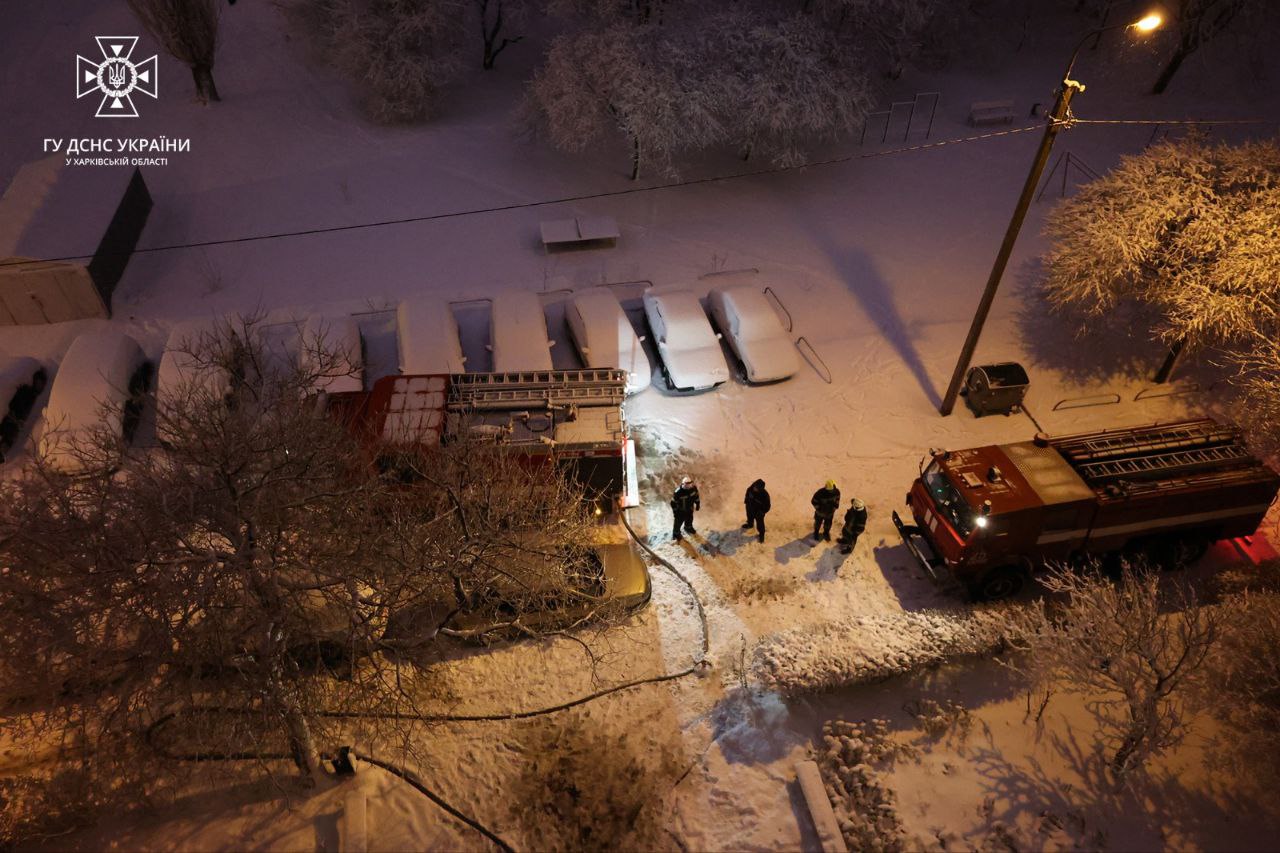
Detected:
left=974, top=515, right=989, bottom=529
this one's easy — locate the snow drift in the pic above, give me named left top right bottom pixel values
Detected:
left=752, top=606, right=1026, bottom=696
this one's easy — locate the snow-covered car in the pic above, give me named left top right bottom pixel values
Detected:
left=156, top=318, right=235, bottom=407
left=565, top=289, right=651, bottom=394
left=641, top=287, right=729, bottom=391
left=0, top=356, right=47, bottom=461
left=299, top=314, right=364, bottom=394
left=386, top=540, right=651, bottom=644
left=490, top=290, right=554, bottom=373
left=707, top=284, right=800, bottom=383
left=38, top=330, right=149, bottom=473
left=397, top=296, right=466, bottom=375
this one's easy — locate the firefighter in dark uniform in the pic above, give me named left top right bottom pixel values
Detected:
left=811, top=479, right=840, bottom=541
left=837, top=497, right=867, bottom=555
left=671, top=476, right=700, bottom=541
left=742, top=479, right=771, bottom=543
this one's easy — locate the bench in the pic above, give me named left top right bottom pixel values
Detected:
left=968, top=99, right=1015, bottom=126
left=540, top=215, right=620, bottom=251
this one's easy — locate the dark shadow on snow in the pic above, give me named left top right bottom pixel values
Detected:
left=774, top=536, right=816, bottom=565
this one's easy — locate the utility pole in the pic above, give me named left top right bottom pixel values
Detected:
left=938, top=82, right=1080, bottom=416
left=938, top=14, right=1163, bottom=416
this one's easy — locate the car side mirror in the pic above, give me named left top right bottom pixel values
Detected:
left=485, top=344, right=493, bottom=352
left=715, top=333, right=723, bottom=340
left=548, top=340, right=556, bottom=347
left=638, top=335, right=646, bottom=343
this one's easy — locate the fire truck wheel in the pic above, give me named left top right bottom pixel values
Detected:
left=1141, top=535, right=1211, bottom=572
left=973, top=566, right=1024, bottom=601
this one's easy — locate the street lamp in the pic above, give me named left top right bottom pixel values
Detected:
left=938, top=11, right=1164, bottom=416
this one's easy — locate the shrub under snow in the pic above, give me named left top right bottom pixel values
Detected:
left=752, top=607, right=1023, bottom=696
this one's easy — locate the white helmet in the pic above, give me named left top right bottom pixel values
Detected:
left=851, top=498, right=865, bottom=510
left=681, top=476, right=693, bottom=486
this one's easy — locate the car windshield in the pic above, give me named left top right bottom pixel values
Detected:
left=923, top=462, right=976, bottom=538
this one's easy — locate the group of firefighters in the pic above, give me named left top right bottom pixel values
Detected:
left=670, top=476, right=867, bottom=554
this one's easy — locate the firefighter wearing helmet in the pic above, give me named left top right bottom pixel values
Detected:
left=811, top=479, right=841, bottom=541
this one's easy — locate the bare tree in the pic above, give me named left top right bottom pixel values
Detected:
left=475, top=0, right=525, bottom=69
left=128, top=0, right=222, bottom=103
left=1151, top=0, right=1250, bottom=94
left=1041, top=136, right=1280, bottom=379
left=1007, top=566, right=1218, bottom=781
left=0, top=318, right=601, bottom=806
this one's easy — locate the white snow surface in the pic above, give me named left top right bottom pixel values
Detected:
left=37, top=329, right=144, bottom=471
left=395, top=296, right=467, bottom=375
left=566, top=287, right=651, bottom=392
left=489, top=290, right=553, bottom=373
left=2, top=0, right=1279, bottom=848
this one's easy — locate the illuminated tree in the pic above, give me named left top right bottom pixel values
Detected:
left=1041, top=136, right=1280, bottom=374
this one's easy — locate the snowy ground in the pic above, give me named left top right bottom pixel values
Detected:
left=4, top=0, right=1280, bottom=849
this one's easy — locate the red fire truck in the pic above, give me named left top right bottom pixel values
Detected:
left=893, top=418, right=1280, bottom=599
left=327, top=368, right=638, bottom=512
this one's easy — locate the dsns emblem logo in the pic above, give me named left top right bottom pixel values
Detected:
left=76, top=37, right=158, bottom=118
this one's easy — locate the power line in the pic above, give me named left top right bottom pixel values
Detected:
left=0, top=125, right=1042, bottom=269
left=1072, top=117, right=1276, bottom=126
left=5, top=114, right=1269, bottom=270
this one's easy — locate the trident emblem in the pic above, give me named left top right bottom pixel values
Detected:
left=76, top=37, right=159, bottom=118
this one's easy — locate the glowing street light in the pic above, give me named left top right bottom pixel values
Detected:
left=939, top=11, right=1164, bottom=416
left=1132, top=13, right=1164, bottom=32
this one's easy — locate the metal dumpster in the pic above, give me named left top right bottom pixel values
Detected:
left=963, top=362, right=1029, bottom=417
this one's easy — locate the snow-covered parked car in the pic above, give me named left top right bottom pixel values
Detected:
left=565, top=289, right=651, bottom=394
left=38, top=330, right=150, bottom=472
left=397, top=296, right=466, bottom=375
left=641, top=287, right=729, bottom=392
left=0, top=356, right=47, bottom=461
left=707, top=284, right=800, bottom=383
left=490, top=290, right=554, bottom=373
left=156, top=318, right=235, bottom=407
left=300, top=314, right=364, bottom=394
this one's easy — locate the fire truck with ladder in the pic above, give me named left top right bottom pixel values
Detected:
left=327, top=368, right=638, bottom=514
left=893, top=418, right=1280, bottom=600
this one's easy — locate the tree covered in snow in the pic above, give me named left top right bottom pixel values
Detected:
left=1008, top=566, right=1218, bottom=781
left=1042, top=136, right=1280, bottom=357
left=520, top=20, right=724, bottom=178
left=305, top=0, right=468, bottom=122
left=128, top=0, right=222, bottom=103
left=1203, top=566, right=1280, bottom=797
left=805, top=0, right=939, bottom=79
left=0, top=319, right=602, bottom=805
left=521, top=5, right=873, bottom=177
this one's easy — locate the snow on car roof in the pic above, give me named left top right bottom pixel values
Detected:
left=646, top=288, right=715, bottom=342
left=397, top=297, right=465, bottom=375
left=491, top=291, right=552, bottom=372
left=715, top=285, right=785, bottom=341
left=42, top=330, right=143, bottom=445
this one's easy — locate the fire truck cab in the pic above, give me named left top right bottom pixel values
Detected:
left=893, top=419, right=1280, bottom=600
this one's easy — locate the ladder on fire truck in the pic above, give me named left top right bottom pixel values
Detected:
left=1054, top=420, right=1255, bottom=484
left=448, top=369, right=627, bottom=411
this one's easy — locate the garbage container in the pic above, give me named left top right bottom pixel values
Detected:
left=963, top=362, right=1029, bottom=417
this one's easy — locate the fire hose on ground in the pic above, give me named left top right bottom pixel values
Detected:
left=142, top=505, right=710, bottom=851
